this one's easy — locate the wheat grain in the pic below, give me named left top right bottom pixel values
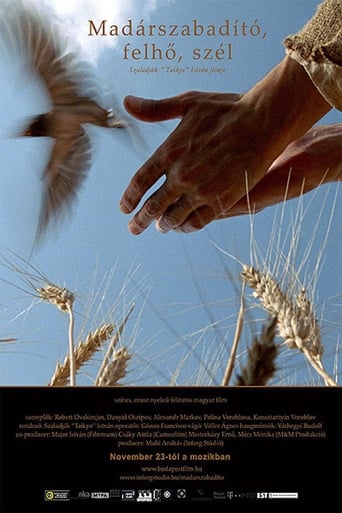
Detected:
left=48, top=323, right=114, bottom=386
left=235, top=316, right=278, bottom=386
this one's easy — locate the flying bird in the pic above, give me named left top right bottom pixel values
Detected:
left=1, top=1, right=134, bottom=245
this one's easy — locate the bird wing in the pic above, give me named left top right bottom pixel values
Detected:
left=35, top=129, right=92, bottom=244
left=0, top=2, right=99, bottom=243
left=2, top=1, right=100, bottom=108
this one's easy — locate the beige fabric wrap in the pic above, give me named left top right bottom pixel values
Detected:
left=284, top=0, right=342, bottom=111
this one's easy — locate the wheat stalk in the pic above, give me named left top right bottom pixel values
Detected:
left=221, top=281, right=245, bottom=386
left=242, top=265, right=337, bottom=386
left=48, top=323, right=115, bottom=387
left=235, top=316, right=278, bottom=386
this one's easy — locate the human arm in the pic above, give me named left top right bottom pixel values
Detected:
left=224, top=123, right=342, bottom=217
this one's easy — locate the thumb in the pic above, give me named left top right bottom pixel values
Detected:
left=123, top=94, right=186, bottom=122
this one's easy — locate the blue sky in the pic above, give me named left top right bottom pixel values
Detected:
left=0, top=0, right=340, bottom=386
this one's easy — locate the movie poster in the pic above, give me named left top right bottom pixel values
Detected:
left=0, top=1, right=341, bottom=512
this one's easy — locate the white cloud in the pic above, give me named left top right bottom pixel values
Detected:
left=29, top=0, right=157, bottom=62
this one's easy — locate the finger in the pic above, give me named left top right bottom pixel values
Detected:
left=127, top=181, right=181, bottom=235
left=120, top=148, right=167, bottom=214
left=124, top=95, right=187, bottom=123
left=156, top=195, right=197, bottom=233
left=173, top=205, right=216, bottom=233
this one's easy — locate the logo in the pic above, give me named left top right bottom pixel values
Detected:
left=213, top=491, right=226, bottom=500
left=162, top=489, right=173, bottom=500
left=45, top=491, right=54, bottom=501
left=77, top=491, right=91, bottom=499
left=110, top=489, right=121, bottom=499
left=153, top=489, right=162, bottom=501
left=44, top=490, right=70, bottom=501
left=121, top=490, right=136, bottom=501
left=137, top=490, right=153, bottom=502
left=91, top=492, right=109, bottom=499
left=193, top=489, right=212, bottom=501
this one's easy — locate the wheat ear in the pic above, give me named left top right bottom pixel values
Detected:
left=242, top=265, right=337, bottom=386
left=235, top=316, right=278, bottom=386
left=48, top=323, right=115, bottom=387
left=97, top=347, right=131, bottom=386
left=95, top=304, right=134, bottom=386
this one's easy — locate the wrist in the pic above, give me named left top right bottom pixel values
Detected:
left=242, top=56, right=332, bottom=162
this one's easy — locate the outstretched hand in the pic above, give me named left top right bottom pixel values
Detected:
left=120, top=57, right=331, bottom=234
left=120, top=91, right=260, bottom=234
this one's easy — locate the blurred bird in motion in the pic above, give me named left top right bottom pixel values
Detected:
left=0, top=1, right=136, bottom=246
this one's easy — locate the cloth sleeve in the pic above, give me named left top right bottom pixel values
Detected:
left=283, top=0, right=342, bottom=111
